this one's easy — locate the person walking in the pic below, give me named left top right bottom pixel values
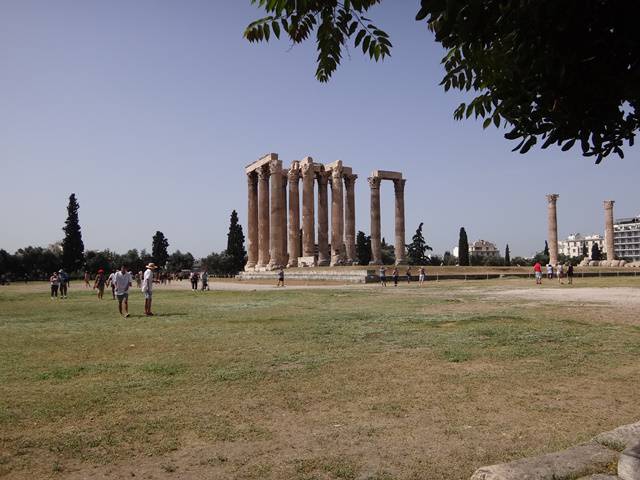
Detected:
left=406, top=266, right=412, bottom=284
left=107, top=270, right=116, bottom=299
left=49, top=272, right=60, bottom=299
left=201, top=270, right=209, bottom=291
left=142, top=263, right=157, bottom=316
left=533, top=261, right=543, bottom=285
left=190, top=271, right=199, bottom=291
left=392, top=267, right=399, bottom=287
left=557, top=263, right=564, bottom=285
left=114, top=265, right=132, bottom=317
left=567, top=263, right=574, bottom=285
left=418, top=266, right=426, bottom=286
left=379, top=266, right=387, bottom=287
left=58, top=269, right=69, bottom=298
left=546, top=263, right=553, bottom=280
left=93, top=268, right=106, bottom=299
left=84, top=271, right=90, bottom=288
left=276, top=268, right=285, bottom=287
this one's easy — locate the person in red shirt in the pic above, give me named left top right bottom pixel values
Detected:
left=533, top=262, right=543, bottom=285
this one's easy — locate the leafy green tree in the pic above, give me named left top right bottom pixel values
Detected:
left=544, top=241, right=550, bottom=257
left=457, top=227, right=469, bottom=266
left=380, top=237, right=395, bottom=265
left=84, top=250, right=115, bottom=274
left=151, top=231, right=170, bottom=268
left=202, top=252, right=235, bottom=276
left=406, top=222, right=432, bottom=265
left=225, top=210, right=246, bottom=274
left=591, top=243, right=602, bottom=261
left=443, top=250, right=455, bottom=266
left=118, top=249, right=144, bottom=273
left=582, top=242, right=589, bottom=258
left=245, top=1, right=639, bottom=162
left=167, top=250, right=195, bottom=272
left=504, top=244, right=511, bottom=266
left=61, top=193, right=85, bottom=273
left=355, top=230, right=371, bottom=265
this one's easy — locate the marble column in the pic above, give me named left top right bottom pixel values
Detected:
left=393, top=179, right=407, bottom=265
left=268, top=159, right=283, bottom=269
left=344, top=174, right=357, bottom=264
left=257, top=166, right=270, bottom=268
left=330, top=165, right=345, bottom=266
left=317, top=171, right=330, bottom=266
left=287, top=165, right=301, bottom=267
left=281, top=171, right=288, bottom=266
left=245, top=171, right=258, bottom=270
left=301, top=159, right=315, bottom=258
left=369, top=176, right=382, bottom=265
left=604, top=200, right=616, bottom=260
left=546, top=194, right=559, bottom=266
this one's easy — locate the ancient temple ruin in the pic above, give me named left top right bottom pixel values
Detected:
left=244, top=153, right=406, bottom=270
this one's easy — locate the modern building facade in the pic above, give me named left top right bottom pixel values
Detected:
left=468, top=240, right=499, bottom=258
left=558, top=233, right=606, bottom=259
left=613, top=216, right=640, bottom=261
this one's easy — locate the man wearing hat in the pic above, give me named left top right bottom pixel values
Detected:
left=58, top=269, right=69, bottom=299
left=142, top=263, right=157, bottom=316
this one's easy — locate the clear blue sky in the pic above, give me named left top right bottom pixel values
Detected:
left=1, top=1, right=638, bottom=258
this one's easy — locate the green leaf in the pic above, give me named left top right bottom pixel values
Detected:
left=354, top=29, right=366, bottom=47
left=272, top=21, right=280, bottom=39
left=483, top=118, right=492, bottom=129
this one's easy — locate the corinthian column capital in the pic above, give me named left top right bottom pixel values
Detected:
left=368, top=176, right=381, bottom=189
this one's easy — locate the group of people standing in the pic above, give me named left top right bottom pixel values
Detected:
left=189, top=270, right=209, bottom=291
left=89, top=262, right=158, bottom=316
left=379, top=266, right=427, bottom=287
left=49, top=269, right=69, bottom=298
left=533, top=261, right=574, bottom=285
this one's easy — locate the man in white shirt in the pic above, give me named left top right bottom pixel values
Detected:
left=142, top=263, right=157, bottom=316
left=106, top=271, right=117, bottom=300
left=114, top=265, right=132, bottom=317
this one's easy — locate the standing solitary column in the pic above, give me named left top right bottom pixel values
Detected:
left=317, top=171, right=330, bottom=266
left=393, top=179, right=407, bottom=265
left=245, top=171, right=259, bottom=270
left=604, top=200, right=616, bottom=261
left=369, top=177, right=382, bottom=265
left=287, top=165, right=301, bottom=267
left=257, top=166, right=270, bottom=268
left=546, top=194, right=560, bottom=266
left=301, top=158, right=315, bottom=259
left=268, top=158, right=283, bottom=269
left=281, top=171, right=288, bottom=266
left=344, top=174, right=357, bottom=264
left=330, top=165, right=345, bottom=266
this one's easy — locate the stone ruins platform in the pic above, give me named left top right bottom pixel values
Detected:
left=238, top=268, right=373, bottom=283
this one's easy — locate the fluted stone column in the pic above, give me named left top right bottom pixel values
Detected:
left=245, top=171, right=258, bottom=270
left=344, top=174, right=357, bottom=264
left=287, top=165, right=301, bottom=267
left=257, top=166, right=270, bottom=268
left=369, top=177, right=382, bottom=265
left=330, top=165, right=345, bottom=266
left=268, top=159, right=283, bottom=269
left=301, top=159, right=315, bottom=258
left=394, top=179, right=407, bottom=265
left=317, top=171, right=330, bottom=266
left=546, top=194, right=559, bottom=266
left=604, top=200, right=616, bottom=261
left=281, top=171, right=288, bottom=266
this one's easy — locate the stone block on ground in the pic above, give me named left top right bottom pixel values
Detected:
left=470, top=443, right=618, bottom=480
left=595, top=422, right=640, bottom=451
left=618, top=442, right=640, bottom=480
left=577, top=475, right=619, bottom=479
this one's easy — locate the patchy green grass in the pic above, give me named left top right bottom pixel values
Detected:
left=1, top=279, right=639, bottom=479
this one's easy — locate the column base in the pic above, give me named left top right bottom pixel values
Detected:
left=369, top=260, right=383, bottom=266
left=395, top=259, right=407, bottom=265
left=317, top=258, right=330, bottom=267
left=244, top=264, right=256, bottom=271
left=287, top=260, right=298, bottom=268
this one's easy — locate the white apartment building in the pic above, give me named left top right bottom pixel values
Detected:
left=558, top=233, right=606, bottom=259
left=469, top=240, right=500, bottom=258
left=613, top=216, right=640, bottom=261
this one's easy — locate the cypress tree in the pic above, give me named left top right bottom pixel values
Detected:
left=355, top=231, right=371, bottom=265
left=591, top=243, right=602, bottom=261
left=543, top=240, right=549, bottom=257
left=458, top=227, right=469, bottom=266
left=225, top=210, right=246, bottom=273
left=582, top=242, right=589, bottom=257
left=151, top=231, right=170, bottom=268
left=61, top=193, right=85, bottom=272
left=406, top=222, right=433, bottom=265
left=504, top=244, right=511, bottom=266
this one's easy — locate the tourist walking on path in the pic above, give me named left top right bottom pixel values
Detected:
left=93, top=269, right=106, bottom=299
left=418, top=267, right=426, bottom=286
left=276, top=268, right=285, bottom=287
left=142, top=263, right=157, bottom=316
left=392, top=268, right=399, bottom=287
left=190, top=271, right=199, bottom=290
left=58, top=269, right=69, bottom=298
left=406, top=267, right=412, bottom=284
left=379, top=266, right=387, bottom=287
left=567, top=263, right=574, bottom=285
left=201, top=270, right=209, bottom=291
left=84, top=271, right=90, bottom=288
left=546, top=264, right=553, bottom=280
left=49, top=272, right=60, bottom=299
left=107, top=270, right=116, bottom=299
left=114, top=265, right=132, bottom=317
left=533, top=261, right=543, bottom=285
left=557, top=263, right=565, bottom=285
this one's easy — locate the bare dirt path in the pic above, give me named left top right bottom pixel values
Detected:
left=486, top=286, right=640, bottom=305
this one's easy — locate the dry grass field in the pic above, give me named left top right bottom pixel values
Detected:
left=1, top=277, right=640, bottom=479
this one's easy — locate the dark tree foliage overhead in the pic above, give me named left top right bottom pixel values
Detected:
left=151, top=231, right=170, bottom=268
left=355, top=230, right=371, bottom=265
left=62, top=193, right=85, bottom=272
left=245, top=0, right=640, bottom=162
left=458, top=227, right=469, bottom=266
left=225, top=210, right=246, bottom=274
left=406, top=222, right=433, bottom=265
